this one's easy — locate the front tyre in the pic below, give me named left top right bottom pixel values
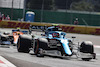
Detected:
left=80, top=41, right=94, bottom=61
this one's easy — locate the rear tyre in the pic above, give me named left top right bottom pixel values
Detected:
left=17, top=35, right=32, bottom=53
left=34, top=38, right=48, bottom=57
left=36, top=48, right=44, bottom=57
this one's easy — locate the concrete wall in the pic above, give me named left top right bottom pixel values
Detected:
left=0, top=0, right=24, bottom=9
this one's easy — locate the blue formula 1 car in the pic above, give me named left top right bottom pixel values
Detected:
left=17, top=25, right=96, bottom=61
left=41, top=31, right=73, bottom=56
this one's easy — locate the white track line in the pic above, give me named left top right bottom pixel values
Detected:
left=94, top=45, right=100, bottom=48
left=96, top=54, right=100, bottom=56
left=0, top=56, right=16, bottom=67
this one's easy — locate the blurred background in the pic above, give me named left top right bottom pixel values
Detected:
left=0, top=0, right=100, bottom=26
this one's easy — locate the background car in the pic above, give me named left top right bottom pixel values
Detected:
left=0, top=32, right=11, bottom=46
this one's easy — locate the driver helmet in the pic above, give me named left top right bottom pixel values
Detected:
left=17, top=27, right=20, bottom=31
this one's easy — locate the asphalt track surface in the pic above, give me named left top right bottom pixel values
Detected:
left=0, top=28, right=100, bottom=67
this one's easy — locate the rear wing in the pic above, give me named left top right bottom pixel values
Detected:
left=28, top=25, right=62, bottom=34
left=29, top=25, right=48, bottom=31
left=29, top=25, right=48, bottom=34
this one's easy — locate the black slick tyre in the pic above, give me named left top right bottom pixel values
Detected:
left=80, top=41, right=94, bottom=61
left=34, top=38, right=48, bottom=57
left=17, top=35, right=32, bottom=53
left=80, top=41, right=94, bottom=53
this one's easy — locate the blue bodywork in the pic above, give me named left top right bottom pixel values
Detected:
left=60, top=39, right=72, bottom=55
left=45, top=31, right=72, bottom=55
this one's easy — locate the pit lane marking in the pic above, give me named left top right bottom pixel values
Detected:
left=0, top=56, right=16, bottom=67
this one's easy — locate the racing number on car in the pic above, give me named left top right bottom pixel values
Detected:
left=52, top=33, right=59, bottom=37
left=52, top=33, right=56, bottom=37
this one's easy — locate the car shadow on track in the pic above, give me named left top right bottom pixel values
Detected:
left=29, top=52, right=71, bottom=60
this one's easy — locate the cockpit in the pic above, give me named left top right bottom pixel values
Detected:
left=48, top=31, right=66, bottom=38
left=45, top=26, right=62, bottom=35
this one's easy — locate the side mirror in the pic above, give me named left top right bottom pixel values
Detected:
left=72, top=36, right=76, bottom=38
left=71, top=36, right=76, bottom=42
left=41, top=34, right=45, bottom=36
